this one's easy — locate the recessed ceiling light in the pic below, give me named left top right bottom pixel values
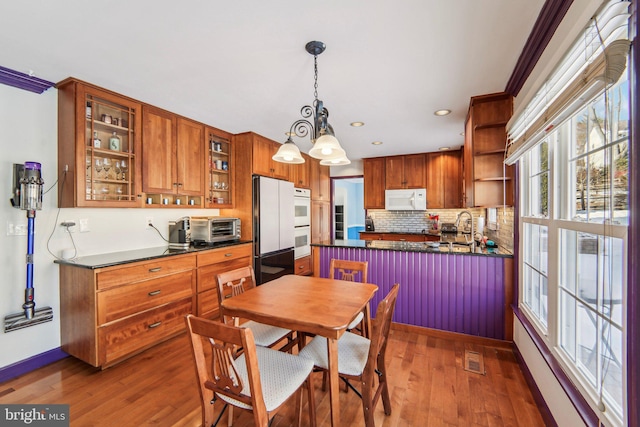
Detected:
left=285, top=131, right=295, bottom=137
left=438, top=147, right=451, bottom=151
left=434, top=109, right=451, bottom=116
left=371, top=141, right=383, bottom=145
left=350, top=121, right=365, bottom=127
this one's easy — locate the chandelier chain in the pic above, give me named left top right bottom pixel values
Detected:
left=313, top=55, right=319, bottom=102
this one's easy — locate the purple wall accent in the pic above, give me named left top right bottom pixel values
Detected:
left=505, top=0, right=574, bottom=96
left=627, top=1, right=639, bottom=426
left=0, top=348, right=68, bottom=383
left=0, top=66, right=55, bottom=94
left=319, top=247, right=506, bottom=340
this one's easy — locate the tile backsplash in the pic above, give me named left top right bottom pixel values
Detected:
left=367, top=206, right=514, bottom=253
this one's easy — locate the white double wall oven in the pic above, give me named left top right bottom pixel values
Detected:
left=294, top=187, right=311, bottom=259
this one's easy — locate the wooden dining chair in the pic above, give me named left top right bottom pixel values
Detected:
left=329, top=259, right=369, bottom=336
left=216, top=266, right=297, bottom=352
left=298, top=284, right=399, bottom=427
left=185, top=314, right=316, bottom=427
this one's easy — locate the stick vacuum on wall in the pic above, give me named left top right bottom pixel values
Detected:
left=4, top=162, right=53, bottom=333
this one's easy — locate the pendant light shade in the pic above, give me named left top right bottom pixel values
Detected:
left=320, top=155, right=351, bottom=166
left=308, top=134, right=346, bottom=160
left=272, top=138, right=305, bottom=164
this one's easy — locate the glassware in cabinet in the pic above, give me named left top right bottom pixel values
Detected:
left=57, top=78, right=142, bottom=208
left=208, top=131, right=233, bottom=207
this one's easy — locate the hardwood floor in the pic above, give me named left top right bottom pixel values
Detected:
left=0, top=327, right=545, bottom=426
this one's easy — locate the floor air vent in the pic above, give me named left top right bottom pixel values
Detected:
left=464, top=350, right=485, bottom=375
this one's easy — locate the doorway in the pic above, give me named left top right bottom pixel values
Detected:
left=331, top=177, right=365, bottom=240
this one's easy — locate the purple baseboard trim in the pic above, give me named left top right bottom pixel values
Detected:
left=513, top=307, right=598, bottom=426
left=0, top=348, right=69, bottom=383
left=512, top=342, right=557, bottom=427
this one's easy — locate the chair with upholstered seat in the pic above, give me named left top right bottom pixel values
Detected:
left=185, top=314, right=316, bottom=427
left=299, top=284, right=399, bottom=427
left=329, top=259, right=369, bottom=336
left=216, top=266, right=297, bottom=352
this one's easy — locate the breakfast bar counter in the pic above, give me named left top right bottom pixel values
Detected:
left=312, top=239, right=514, bottom=341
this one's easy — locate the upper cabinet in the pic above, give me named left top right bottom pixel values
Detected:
left=463, top=93, right=513, bottom=207
left=363, top=157, right=386, bottom=209
left=207, top=127, right=234, bottom=208
left=385, top=154, right=425, bottom=189
left=426, top=150, right=462, bottom=209
left=251, top=134, right=290, bottom=180
left=309, top=157, right=330, bottom=201
left=57, top=78, right=142, bottom=208
left=291, top=153, right=311, bottom=189
left=142, top=106, right=205, bottom=206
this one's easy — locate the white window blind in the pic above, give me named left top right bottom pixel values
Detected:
left=505, top=0, right=630, bottom=165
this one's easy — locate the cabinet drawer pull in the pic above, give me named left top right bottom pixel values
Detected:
left=148, top=290, right=161, bottom=296
left=298, top=265, right=304, bottom=269
left=148, top=321, right=162, bottom=329
left=224, top=253, right=233, bottom=257
left=148, top=267, right=162, bottom=273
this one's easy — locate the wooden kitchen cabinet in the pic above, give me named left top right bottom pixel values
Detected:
left=311, top=200, right=331, bottom=243
left=426, top=150, right=462, bottom=209
left=464, top=93, right=513, bottom=207
left=290, top=152, right=311, bottom=188
left=57, top=78, right=142, bottom=208
left=385, top=154, right=425, bottom=189
left=141, top=106, right=206, bottom=205
left=310, top=157, right=330, bottom=200
left=363, top=157, right=386, bottom=209
left=59, top=254, right=196, bottom=368
left=295, top=255, right=313, bottom=276
left=207, top=127, right=234, bottom=208
left=196, top=243, right=252, bottom=319
left=250, top=132, right=290, bottom=180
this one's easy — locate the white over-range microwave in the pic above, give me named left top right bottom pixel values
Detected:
left=385, top=188, right=427, bottom=211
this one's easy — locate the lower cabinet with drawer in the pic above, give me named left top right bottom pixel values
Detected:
left=195, top=242, right=252, bottom=319
left=59, top=253, right=196, bottom=369
left=295, top=255, right=312, bottom=276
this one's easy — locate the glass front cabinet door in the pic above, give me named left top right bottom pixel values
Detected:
left=207, top=127, right=234, bottom=208
left=58, top=79, right=142, bottom=207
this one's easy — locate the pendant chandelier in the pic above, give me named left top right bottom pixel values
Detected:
left=272, top=41, right=350, bottom=165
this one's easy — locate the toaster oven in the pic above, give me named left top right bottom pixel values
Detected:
left=190, top=217, right=241, bottom=244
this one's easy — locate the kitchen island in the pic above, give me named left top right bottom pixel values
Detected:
left=312, top=239, right=513, bottom=341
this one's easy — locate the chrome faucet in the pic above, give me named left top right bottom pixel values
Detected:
left=455, top=210, right=475, bottom=252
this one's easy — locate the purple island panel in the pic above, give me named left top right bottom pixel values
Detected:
left=318, top=246, right=507, bottom=340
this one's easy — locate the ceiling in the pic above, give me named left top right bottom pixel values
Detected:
left=0, top=0, right=546, bottom=162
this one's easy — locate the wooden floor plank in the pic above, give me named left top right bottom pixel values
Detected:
left=0, top=328, right=546, bottom=426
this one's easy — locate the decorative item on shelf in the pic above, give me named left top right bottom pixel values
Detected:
left=101, top=114, right=112, bottom=124
left=86, top=102, right=92, bottom=119
left=92, top=131, right=101, bottom=148
left=109, top=132, right=120, bottom=151
left=273, top=40, right=350, bottom=165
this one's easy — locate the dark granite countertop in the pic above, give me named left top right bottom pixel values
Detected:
left=312, top=239, right=512, bottom=258
left=54, top=240, right=253, bottom=269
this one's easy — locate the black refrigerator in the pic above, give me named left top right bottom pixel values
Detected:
left=252, top=175, right=295, bottom=285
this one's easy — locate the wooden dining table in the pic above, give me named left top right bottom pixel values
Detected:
left=221, top=274, right=378, bottom=427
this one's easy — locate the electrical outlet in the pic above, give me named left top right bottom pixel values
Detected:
left=14, top=224, right=27, bottom=235
left=6, top=222, right=14, bottom=236
left=79, top=218, right=90, bottom=232
left=146, top=217, right=154, bottom=229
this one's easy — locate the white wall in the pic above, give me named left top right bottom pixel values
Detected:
left=0, top=85, right=219, bottom=368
